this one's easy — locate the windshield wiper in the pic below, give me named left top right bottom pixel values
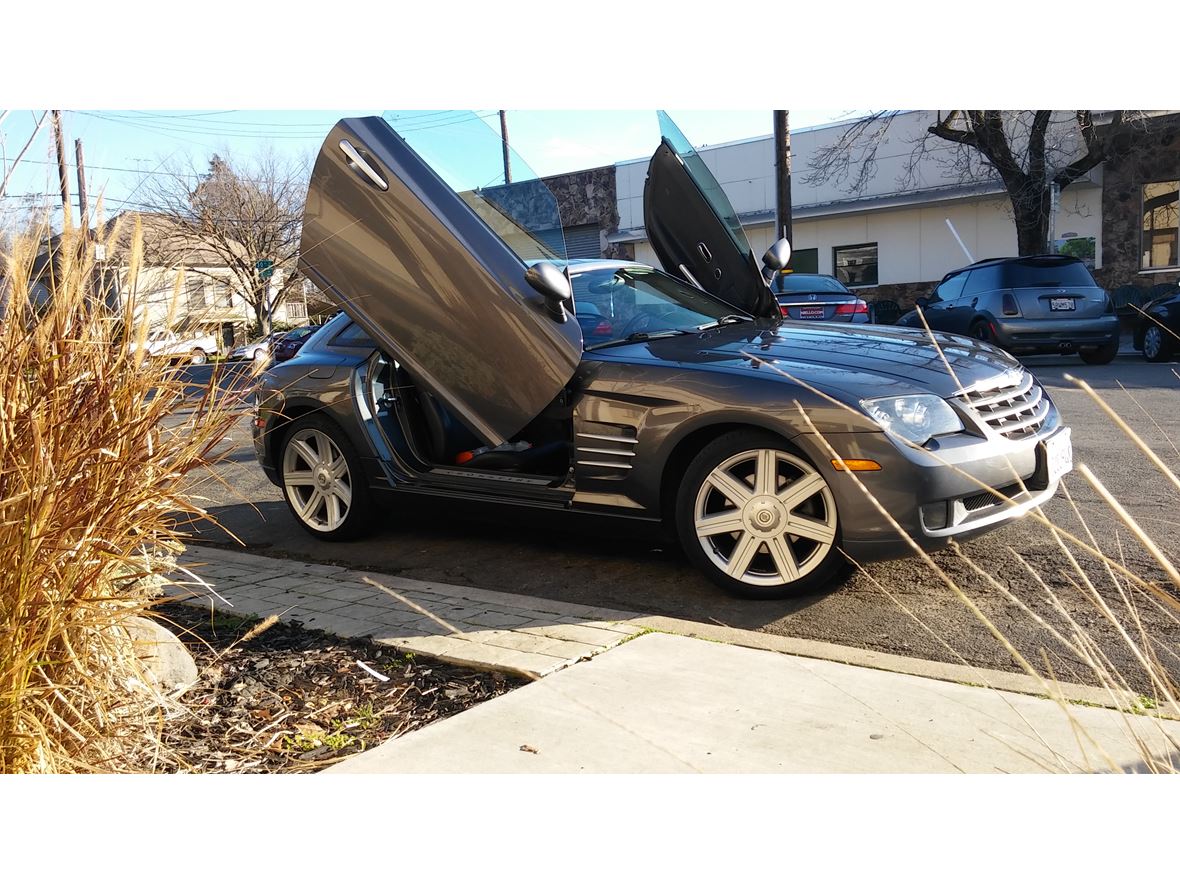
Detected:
left=584, top=329, right=692, bottom=352
left=694, top=314, right=752, bottom=332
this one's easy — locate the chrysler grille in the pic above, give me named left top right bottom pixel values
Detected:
left=958, top=371, right=1049, bottom=441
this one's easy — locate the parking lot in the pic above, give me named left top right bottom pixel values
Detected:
left=180, top=353, right=1180, bottom=690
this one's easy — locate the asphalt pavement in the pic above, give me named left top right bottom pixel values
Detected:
left=176, top=352, right=1180, bottom=693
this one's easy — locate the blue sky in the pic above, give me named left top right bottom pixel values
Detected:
left=0, top=109, right=861, bottom=226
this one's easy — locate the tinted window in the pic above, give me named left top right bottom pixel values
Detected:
left=776, top=274, right=850, bottom=294
left=331, top=322, right=377, bottom=348
left=935, top=272, right=968, bottom=302
left=962, top=264, right=1002, bottom=295
left=1001, top=258, right=1098, bottom=288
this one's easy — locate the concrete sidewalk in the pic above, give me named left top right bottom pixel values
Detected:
left=176, top=545, right=1179, bottom=774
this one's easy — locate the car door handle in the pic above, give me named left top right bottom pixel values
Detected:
left=339, top=139, right=388, bottom=191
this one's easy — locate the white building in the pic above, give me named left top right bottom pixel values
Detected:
left=607, top=110, right=1106, bottom=300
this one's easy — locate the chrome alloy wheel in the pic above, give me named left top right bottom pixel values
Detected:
left=693, top=448, right=838, bottom=588
left=282, top=427, right=353, bottom=532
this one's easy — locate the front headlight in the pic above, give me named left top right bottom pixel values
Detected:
left=860, top=394, right=963, bottom=446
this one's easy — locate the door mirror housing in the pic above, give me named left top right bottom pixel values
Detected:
left=761, top=238, right=792, bottom=274
left=915, top=296, right=930, bottom=309
left=525, top=261, right=573, bottom=321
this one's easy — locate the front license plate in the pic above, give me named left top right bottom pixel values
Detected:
left=1044, top=428, right=1073, bottom=482
left=799, top=307, right=825, bottom=319
left=1049, top=297, right=1075, bottom=311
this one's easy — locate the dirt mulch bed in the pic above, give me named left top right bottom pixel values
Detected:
left=154, top=601, right=525, bottom=773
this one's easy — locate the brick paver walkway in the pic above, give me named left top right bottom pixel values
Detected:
left=174, top=546, right=646, bottom=679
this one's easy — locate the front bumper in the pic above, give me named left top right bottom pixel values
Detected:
left=990, top=314, right=1119, bottom=353
left=811, top=418, right=1069, bottom=564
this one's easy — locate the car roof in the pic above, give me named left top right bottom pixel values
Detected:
left=949, top=254, right=1083, bottom=272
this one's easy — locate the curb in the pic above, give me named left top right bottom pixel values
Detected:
left=181, top=545, right=1167, bottom=717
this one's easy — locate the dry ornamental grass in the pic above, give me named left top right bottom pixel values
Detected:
left=0, top=219, right=252, bottom=772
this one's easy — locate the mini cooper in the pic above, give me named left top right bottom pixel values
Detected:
left=252, top=111, right=1073, bottom=599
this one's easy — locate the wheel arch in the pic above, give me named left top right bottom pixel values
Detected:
left=266, top=400, right=349, bottom=467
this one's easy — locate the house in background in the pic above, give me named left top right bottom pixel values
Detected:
left=98, top=212, right=308, bottom=348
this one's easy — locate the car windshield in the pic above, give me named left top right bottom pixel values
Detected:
left=383, top=110, right=566, bottom=264
left=573, top=265, right=749, bottom=349
left=775, top=274, right=850, bottom=295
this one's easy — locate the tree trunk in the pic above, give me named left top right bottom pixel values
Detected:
left=1011, top=187, right=1051, bottom=256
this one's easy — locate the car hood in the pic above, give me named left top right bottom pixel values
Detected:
left=610, top=320, right=1024, bottom=402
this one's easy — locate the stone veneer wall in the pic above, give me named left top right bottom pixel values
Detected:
left=541, top=165, right=634, bottom=261
left=1095, top=113, right=1180, bottom=291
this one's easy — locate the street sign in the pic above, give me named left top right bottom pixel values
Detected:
left=256, top=259, right=274, bottom=280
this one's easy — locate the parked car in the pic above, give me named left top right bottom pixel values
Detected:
left=1133, top=288, right=1180, bottom=361
left=895, top=255, right=1120, bottom=364
left=230, top=332, right=287, bottom=363
left=252, top=112, right=1072, bottom=599
left=272, top=324, right=323, bottom=362
left=130, top=329, right=219, bottom=364
left=772, top=272, right=869, bottom=323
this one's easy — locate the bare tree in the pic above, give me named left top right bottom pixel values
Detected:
left=138, top=149, right=308, bottom=333
left=803, top=110, right=1150, bottom=256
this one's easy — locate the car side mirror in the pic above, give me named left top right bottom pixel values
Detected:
left=761, top=238, right=792, bottom=276
left=525, top=261, right=573, bottom=321
left=915, top=297, right=930, bottom=309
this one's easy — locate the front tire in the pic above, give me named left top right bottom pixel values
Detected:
left=280, top=415, right=375, bottom=541
left=1080, top=337, right=1119, bottom=365
left=1142, top=325, right=1172, bottom=363
left=675, top=430, right=847, bottom=599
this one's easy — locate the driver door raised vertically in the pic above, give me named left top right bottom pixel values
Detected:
left=300, top=117, right=583, bottom=445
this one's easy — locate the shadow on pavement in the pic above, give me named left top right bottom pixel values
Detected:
left=178, top=496, right=835, bottom=631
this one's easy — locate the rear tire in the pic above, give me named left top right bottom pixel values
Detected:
left=279, top=415, right=376, bottom=541
left=675, top=430, right=848, bottom=600
left=969, top=320, right=992, bottom=343
left=1080, top=338, right=1118, bottom=365
left=1142, top=325, right=1172, bottom=363
left=190, top=348, right=208, bottom=365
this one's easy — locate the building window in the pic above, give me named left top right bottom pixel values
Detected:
left=833, top=243, right=879, bottom=287
left=789, top=248, right=818, bottom=274
left=1142, top=181, right=1179, bottom=269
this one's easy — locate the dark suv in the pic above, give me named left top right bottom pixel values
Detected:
left=897, top=256, right=1119, bottom=364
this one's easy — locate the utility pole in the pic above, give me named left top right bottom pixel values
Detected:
left=773, top=110, right=793, bottom=254
left=499, top=110, right=513, bottom=184
left=52, top=110, right=72, bottom=226
left=75, top=138, right=90, bottom=240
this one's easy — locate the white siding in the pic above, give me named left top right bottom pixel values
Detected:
left=615, top=111, right=1106, bottom=286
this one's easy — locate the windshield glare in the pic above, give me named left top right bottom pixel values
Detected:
left=573, top=266, right=747, bottom=347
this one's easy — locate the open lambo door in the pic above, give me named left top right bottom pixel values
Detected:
left=300, top=113, right=582, bottom=445
left=643, top=111, right=778, bottom=320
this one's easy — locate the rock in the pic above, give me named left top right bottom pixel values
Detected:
left=123, top=616, right=199, bottom=696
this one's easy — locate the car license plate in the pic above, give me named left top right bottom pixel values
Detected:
left=1045, top=428, right=1073, bottom=482
left=1049, top=297, right=1075, bottom=311
left=799, top=307, right=825, bottom=319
